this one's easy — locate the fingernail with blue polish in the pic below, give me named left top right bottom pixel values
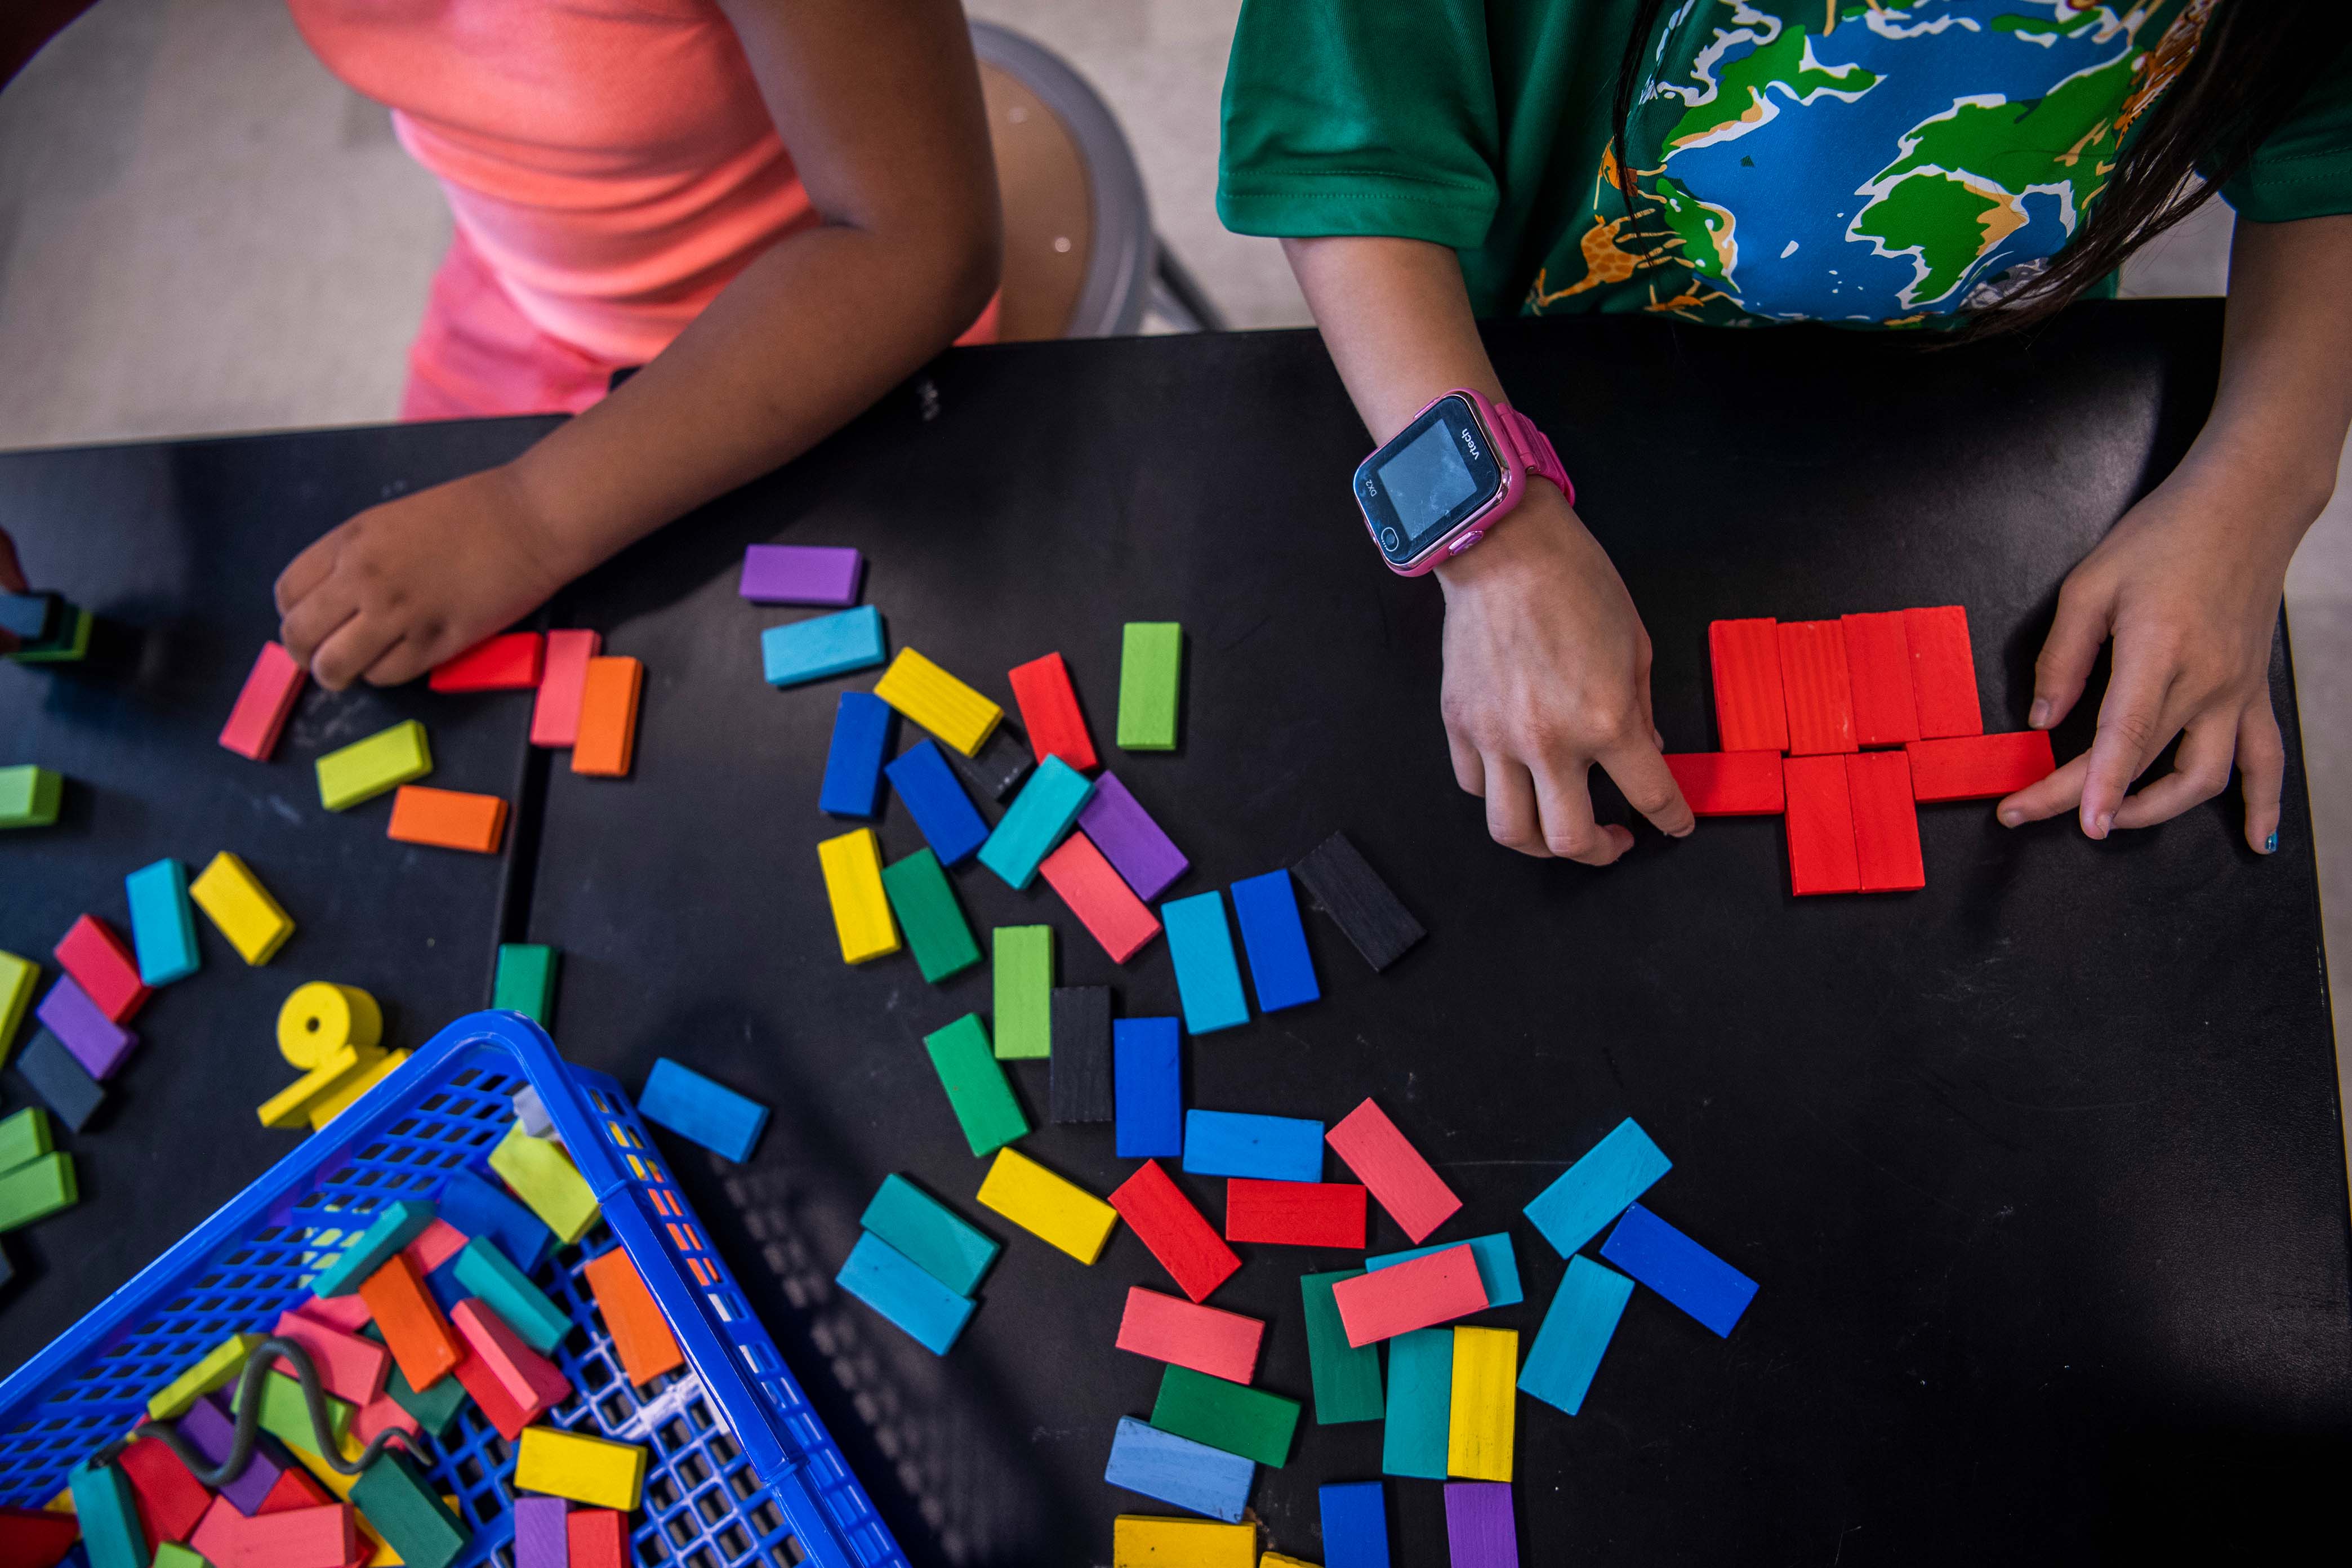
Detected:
left=2265, top=832, right=2279, bottom=854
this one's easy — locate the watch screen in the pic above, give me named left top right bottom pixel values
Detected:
left=1377, top=422, right=1480, bottom=536
left=1355, top=395, right=1506, bottom=563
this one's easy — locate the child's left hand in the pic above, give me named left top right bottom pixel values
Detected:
left=275, top=465, right=578, bottom=691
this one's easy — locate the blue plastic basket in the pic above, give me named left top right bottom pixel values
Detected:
left=0, top=1011, right=909, bottom=1568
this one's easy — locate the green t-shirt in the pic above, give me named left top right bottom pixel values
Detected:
left=1219, top=0, right=2352, bottom=326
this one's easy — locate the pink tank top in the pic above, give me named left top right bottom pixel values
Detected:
left=288, top=0, right=816, bottom=368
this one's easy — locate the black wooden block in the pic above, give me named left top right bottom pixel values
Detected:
left=15, top=1028, right=105, bottom=1133
left=1049, top=985, right=1114, bottom=1123
left=1293, top=831, right=1425, bottom=972
left=950, top=720, right=1035, bottom=801
left=0, top=592, right=59, bottom=642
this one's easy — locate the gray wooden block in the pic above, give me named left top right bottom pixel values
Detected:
left=1049, top=985, right=1113, bottom=1123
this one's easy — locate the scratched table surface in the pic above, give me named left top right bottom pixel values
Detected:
left=3, top=305, right=2347, bottom=1565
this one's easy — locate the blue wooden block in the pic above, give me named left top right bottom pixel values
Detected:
left=818, top=692, right=894, bottom=817
left=1598, top=1202, right=1757, bottom=1337
left=450, top=1237, right=571, bottom=1355
left=836, top=1231, right=975, bottom=1355
left=1319, top=1479, right=1392, bottom=1568
left=1229, top=870, right=1318, bottom=1012
left=639, top=1057, right=770, bottom=1162
left=1113, top=1017, right=1183, bottom=1159
left=1523, top=1117, right=1671, bottom=1258
left=1103, top=1415, right=1254, bottom=1522
left=1161, top=892, right=1249, bottom=1035
left=1381, top=1329, right=1451, bottom=1480
left=124, top=858, right=199, bottom=986
left=425, top=1255, right=468, bottom=1316
left=884, top=740, right=989, bottom=867
left=1365, top=1231, right=1522, bottom=1308
left=1517, top=1255, right=1634, bottom=1416
left=760, top=605, right=886, bottom=686
left=1181, top=1110, right=1322, bottom=1182
left=860, top=1174, right=1000, bottom=1297
left=311, top=1199, right=436, bottom=1297
left=976, top=756, right=1094, bottom=890
left=436, top=1166, right=553, bottom=1272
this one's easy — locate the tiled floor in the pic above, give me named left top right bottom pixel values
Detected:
left=1, top=0, right=2342, bottom=1079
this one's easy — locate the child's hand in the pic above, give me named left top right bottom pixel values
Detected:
left=1434, top=484, right=1695, bottom=863
left=1997, top=468, right=2300, bottom=853
left=275, top=466, right=576, bottom=691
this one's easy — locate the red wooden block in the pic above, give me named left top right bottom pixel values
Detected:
left=356, top=1253, right=462, bottom=1392
left=0, top=1505, right=80, bottom=1568
left=1329, top=1244, right=1488, bottom=1348
left=1325, top=1098, right=1462, bottom=1244
left=1904, top=605, right=1983, bottom=738
left=54, top=915, right=149, bottom=1024
left=1708, top=618, right=1787, bottom=752
left=1115, top=1286, right=1264, bottom=1383
left=1224, top=1179, right=1367, bottom=1248
left=1841, top=611, right=1921, bottom=747
left=256, top=1468, right=330, bottom=1514
left=190, top=1498, right=250, bottom=1567
left=119, top=1434, right=211, bottom=1544
left=1905, top=732, right=2055, bottom=802
left=1008, top=652, right=1097, bottom=770
left=451, top=1345, right=537, bottom=1440
left=1108, top=1160, right=1241, bottom=1303
left=1782, top=754, right=1860, bottom=895
left=1776, top=620, right=1856, bottom=755
left=271, top=1310, right=391, bottom=1407
left=1037, top=831, right=1160, bottom=962
left=452, top=1298, right=572, bottom=1414
left=568, top=1509, right=631, bottom=1568
left=429, top=631, right=544, bottom=692
left=1846, top=751, right=1925, bottom=893
left=219, top=641, right=307, bottom=761
left=1663, top=752, right=1785, bottom=817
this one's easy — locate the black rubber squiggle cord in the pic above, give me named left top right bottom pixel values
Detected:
left=98, top=1336, right=411, bottom=1483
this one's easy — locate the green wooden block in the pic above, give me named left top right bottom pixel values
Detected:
left=255, top=1367, right=353, bottom=1454
left=1116, top=622, right=1182, bottom=751
left=350, top=1447, right=469, bottom=1568
left=10, top=606, right=92, bottom=663
left=0, top=949, right=34, bottom=1062
left=0, top=766, right=62, bottom=828
left=922, top=1014, right=1028, bottom=1156
left=1148, top=1364, right=1300, bottom=1467
left=316, top=720, right=432, bottom=812
left=450, top=1236, right=569, bottom=1354
left=369, top=1325, right=469, bottom=1436
left=879, top=849, right=981, bottom=982
left=991, top=926, right=1053, bottom=1059
left=493, top=943, right=558, bottom=1025
left=0, top=1151, right=75, bottom=1232
left=859, top=1173, right=1000, bottom=1296
left=153, top=1544, right=207, bottom=1568
left=67, top=1460, right=145, bottom=1568
left=1301, top=1268, right=1384, bottom=1424
left=0, top=1106, right=52, bottom=1175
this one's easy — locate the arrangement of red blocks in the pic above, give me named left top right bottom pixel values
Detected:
left=1668, top=607, right=2055, bottom=895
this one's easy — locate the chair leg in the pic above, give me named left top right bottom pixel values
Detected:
left=1148, top=243, right=1227, bottom=333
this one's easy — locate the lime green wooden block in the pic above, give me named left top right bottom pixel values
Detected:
left=1150, top=1364, right=1301, bottom=1467
left=1117, top=622, right=1182, bottom=751
left=879, top=849, right=981, bottom=982
left=154, top=1544, right=208, bottom=1568
left=489, top=1122, right=600, bottom=1244
left=317, top=719, right=432, bottom=811
left=0, top=766, right=62, bottom=828
left=256, top=1367, right=353, bottom=1454
left=0, top=1151, right=74, bottom=1232
left=923, top=1014, right=1028, bottom=1155
left=146, top=1331, right=263, bottom=1421
left=10, top=607, right=91, bottom=663
left=493, top=944, right=558, bottom=1025
left=992, top=926, right=1053, bottom=1059
left=0, top=950, right=35, bottom=1063
left=0, top=1107, right=53, bottom=1176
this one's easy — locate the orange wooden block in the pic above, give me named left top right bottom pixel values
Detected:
left=582, top=1246, right=685, bottom=1385
left=1776, top=619, right=1856, bottom=755
left=355, top=1253, right=462, bottom=1392
left=386, top=786, right=508, bottom=854
left=572, top=656, right=643, bottom=777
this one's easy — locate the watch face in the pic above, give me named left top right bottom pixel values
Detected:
left=1354, top=395, right=1506, bottom=565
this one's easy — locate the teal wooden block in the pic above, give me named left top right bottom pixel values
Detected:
left=860, top=1174, right=1000, bottom=1297
left=976, top=756, right=1094, bottom=890
left=1517, top=1255, right=1634, bottom=1416
left=760, top=605, right=886, bottom=687
left=449, top=1237, right=570, bottom=1355
left=1381, top=1328, right=1451, bottom=1480
left=836, top=1231, right=975, bottom=1355
left=1365, top=1231, right=1522, bottom=1307
left=1161, top=892, right=1248, bottom=1035
left=1523, top=1117, right=1671, bottom=1258
left=68, top=1460, right=145, bottom=1568
left=124, top=858, right=200, bottom=986
left=311, top=1199, right=435, bottom=1297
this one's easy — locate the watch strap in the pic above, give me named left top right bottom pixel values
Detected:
left=1493, top=403, right=1574, bottom=509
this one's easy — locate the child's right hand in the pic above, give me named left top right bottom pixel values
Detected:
left=1432, top=483, right=1694, bottom=863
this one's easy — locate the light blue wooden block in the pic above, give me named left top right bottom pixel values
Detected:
left=1161, top=892, right=1249, bottom=1035
left=1365, top=1231, right=1522, bottom=1307
left=1181, top=1110, right=1322, bottom=1182
left=975, top=755, right=1094, bottom=890
left=312, top=1199, right=436, bottom=1297
left=835, top=1231, right=975, bottom=1355
left=1380, top=1329, right=1451, bottom=1480
left=1517, top=1255, right=1634, bottom=1416
left=1598, top=1202, right=1757, bottom=1337
left=1103, top=1415, right=1254, bottom=1522
left=450, top=1237, right=570, bottom=1355
left=1229, top=869, right=1318, bottom=1012
left=1523, top=1117, right=1671, bottom=1258
left=860, top=1174, right=1000, bottom=1297
left=124, top=858, right=199, bottom=986
left=638, top=1057, right=770, bottom=1162
left=760, top=605, right=886, bottom=687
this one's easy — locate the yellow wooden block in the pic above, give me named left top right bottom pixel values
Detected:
left=291, top=1433, right=364, bottom=1501
left=975, top=1147, right=1117, bottom=1264
left=0, top=949, right=35, bottom=1067
left=817, top=828, right=899, bottom=964
left=279, top=981, right=382, bottom=1069
left=1261, top=1556, right=1317, bottom=1567
left=257, top=1044, right=384, bottom=1129
left=1112, top=1516, right=1255, bottom=1566
left=145, top=1333, right=263, bottom=1421
left=1446, top=1325, right=1517, bottom=1482
left=514, top=1426, right=648, bottom=1510
left=189, top=851, right=295, bottom=965
left=309, top=1048, right=409, bottom=1130
left=489, top=1121, right=601, bottom=1243
left=873, top=648, right=1003, bottom=756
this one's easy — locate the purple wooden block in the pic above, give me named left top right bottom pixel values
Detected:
left=739, top=544, right=863, bottom=605
left=1073, top=772, right=1187, bottom=900
left=180, top=1392, right=287, bottom=1515
left=513, top=1495, right=571, bottom=1568
left=1444, top=1483, right=1518, bottom=1568
left=34, top=974, right=136, bottom=1080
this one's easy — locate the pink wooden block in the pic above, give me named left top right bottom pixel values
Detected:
left=1330, top=1244, right=1487, bottom=1347
left=292, top=1294, right=375, bottom=1334
left=1325, top=1098, right=1462, bottom=1244
left=270, top=1311, right=390, bottom=1406
left=531, top=629, right=603, bottom=749
left=404, top=1219, right=469, bottom=1276
left=1113, top=1286, right=1263, bottom=1384
left=353, top=1389, right=420, bottom=1446
left=220, top=641, right=306, bottom=761
left=452, top=1298, right=572, bottom=1411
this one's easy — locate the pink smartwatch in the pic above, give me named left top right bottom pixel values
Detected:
left=1352, top=389, right=1573, bottom=576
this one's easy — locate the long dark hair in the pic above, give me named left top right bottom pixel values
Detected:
left=1607, top=1, right=2342, bottom=331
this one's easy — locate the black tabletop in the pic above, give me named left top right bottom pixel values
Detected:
left=3, top=306, right=2346, bottom=1566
